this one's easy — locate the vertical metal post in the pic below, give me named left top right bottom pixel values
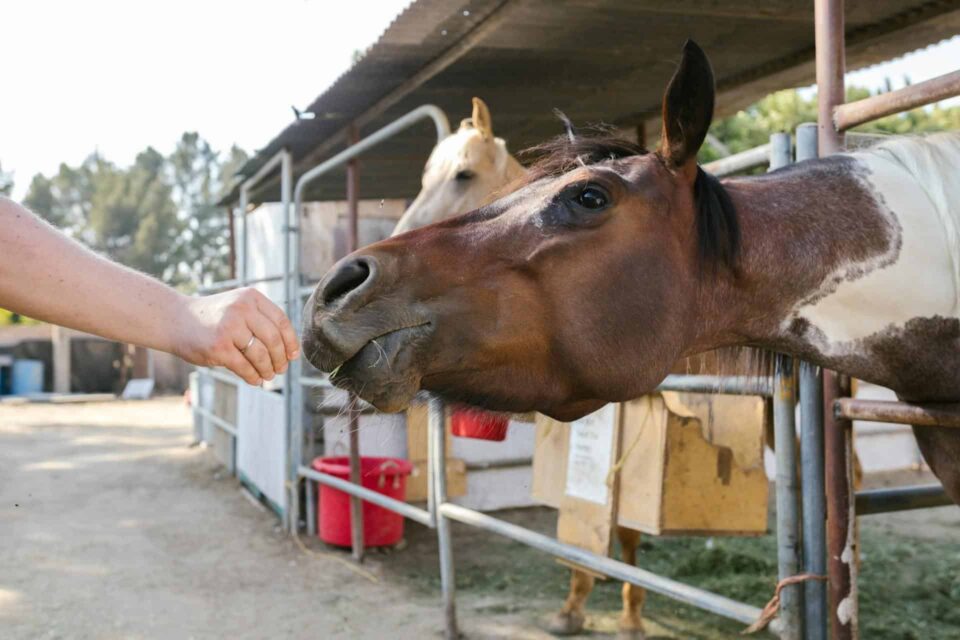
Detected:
left=279, top=150, right=293, bottom=532
left=796, top=124, right=819, bottom=162
left=825, top=372, right=857, bottom=639
left=239, top=190, right=249, bottom=286
left=815, top=0, right=846, bottom=155
left=769, top=132, right=793, bottom=171
left=227, top=206, right=237, bottom=281
left=770, top=138, right=801, bottom=638
left=346, top=123, right=365, bottom=561
left=800, top=362, right=828, bottom=640
left=814, top=2, right=856, bottom=628
left=774, top=355, right=803, bottom=639
left=430, top=397, right=458, bottom=639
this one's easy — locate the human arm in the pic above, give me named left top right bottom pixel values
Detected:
left=0, top=197, right=298, bottom=385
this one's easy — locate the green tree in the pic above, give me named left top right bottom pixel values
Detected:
left=168, top=133, right=242, bottom=287
left=23, top=156, right=101, bottom=236
left=87, top=148, right=181, bottom=281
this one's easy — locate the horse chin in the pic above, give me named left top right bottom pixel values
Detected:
left=327, top=326, right=429, bottom=413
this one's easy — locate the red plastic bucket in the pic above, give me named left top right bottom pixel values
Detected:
left=312, top=456, right=413, bottom=548
left=450, top=406, right=510, bottom=441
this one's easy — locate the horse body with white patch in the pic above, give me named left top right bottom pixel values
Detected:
left=306, top=43, right=960, bottom=633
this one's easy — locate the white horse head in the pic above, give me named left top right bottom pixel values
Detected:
left=392, top=97, right=525, bottom=236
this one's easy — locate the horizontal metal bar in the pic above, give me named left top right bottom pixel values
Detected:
left=855, top=484, right=953, bottom=516
left=299, top=376, right=332, bottom=388
left=196, top=367, right=241, bottom=387
left=835, top=398, right=960, bottom=428
left=294, top=105, right=450, bottom=207
left=198, top=274, right=286, bottom=295
left=657, top=375, right=774, bottom=397
left=299, top=284, right=316, bottom=299
left=299, top=466, right=434, bottom=527
left=194, top=406, right=238, bottom=437
left=703, top=143, right=770, bottom=177
left=438, top=503, right=773, bottom=630
left=834, top=70, right=960, bottom=131
left=465, top=457, right=532, bottom=471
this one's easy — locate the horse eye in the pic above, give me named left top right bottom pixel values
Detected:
left=575, top=186, right=608, bottom=210
left=455, top=170, right=475, bottom=182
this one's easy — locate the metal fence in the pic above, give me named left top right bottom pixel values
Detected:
left=191, top=13, right=960, bottom=632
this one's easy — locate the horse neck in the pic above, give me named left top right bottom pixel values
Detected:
left=697, top=155, right=904, bottom=357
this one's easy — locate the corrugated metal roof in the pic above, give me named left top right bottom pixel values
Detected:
left=223, top=0, right=960, bottom=206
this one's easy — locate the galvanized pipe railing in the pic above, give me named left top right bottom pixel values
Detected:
left=834, top=70, right=960, bottom=132
left=855, top=485, right=953, bottom=516
left=439, top=502, right=778, bottom=630
left=834, top=398, right=960, bottom=428
left=289, top=104, right=451, bottom=537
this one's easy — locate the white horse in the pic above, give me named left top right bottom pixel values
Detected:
left=392, top=98, right=524, bottom=236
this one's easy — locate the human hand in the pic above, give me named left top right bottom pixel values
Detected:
left=174, top=288, right=300, bottom=384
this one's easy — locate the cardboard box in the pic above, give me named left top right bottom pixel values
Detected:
left=532, top=392, right=769, bottom=536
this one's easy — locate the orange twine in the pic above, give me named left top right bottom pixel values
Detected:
left=742, top=573, right=827, bottom=635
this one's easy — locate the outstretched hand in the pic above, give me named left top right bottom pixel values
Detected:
left=175, top=288, right=300, bottom=385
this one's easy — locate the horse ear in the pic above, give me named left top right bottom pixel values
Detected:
left=658, top=40, right=715, bottom=178
left=472, top=97, right=494, bottom=140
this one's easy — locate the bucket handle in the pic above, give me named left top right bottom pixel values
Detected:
left=376, top=459, right=402, bottom=490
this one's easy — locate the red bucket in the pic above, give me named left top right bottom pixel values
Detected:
left=450, top=406, right=510, bottom=441
left=312, top=456, right=413, bottom=548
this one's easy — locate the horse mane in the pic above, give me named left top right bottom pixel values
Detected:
left=514, top=126, right=741, bottom=274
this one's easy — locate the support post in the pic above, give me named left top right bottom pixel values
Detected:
left=346, top=123, right=365, bottom=562
left=796, top=123, right=819, bottom=162
left=799, top=362, right=827, bottom=640
left=51, top=325, right=71, bottom=394
left=774, top=356, right=803, bottom=639
left=814, top=0, right=846, bottom=155
left=769, top=132, right=792, bottom=171
left=825, top=373, right=857, bottom=639
left=431, top=397, right=458, bottom=639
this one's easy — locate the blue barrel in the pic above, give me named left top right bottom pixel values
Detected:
left=11, top=359, right=44, bottom=395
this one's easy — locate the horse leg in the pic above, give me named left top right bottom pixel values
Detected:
left=911, top=425, right=960, bottom=505
left=616, top=526, right=646, bottom=640
left=543, top=569, right=594, bottom=636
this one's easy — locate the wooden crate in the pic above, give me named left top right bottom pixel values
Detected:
left=404, top=403, right=467, bottom=502
left=532, top=392, right=768, bottom=536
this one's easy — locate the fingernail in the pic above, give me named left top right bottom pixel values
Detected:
left=290, top=350, right=300, bottom=359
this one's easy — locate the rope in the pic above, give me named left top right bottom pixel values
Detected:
left=742, top=573, right=826, bottom=635
left=605, top=395, right=657, bottom=489
left=285, top=479, right=380, bottom=584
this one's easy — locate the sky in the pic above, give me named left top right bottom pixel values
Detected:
left=2, top=1, right=958, bottom=201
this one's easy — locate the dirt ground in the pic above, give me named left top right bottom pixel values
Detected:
left=2, top=398, right=959, bottom=640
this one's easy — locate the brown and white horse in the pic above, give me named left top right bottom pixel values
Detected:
left=306, top=42, right=958, bottom=637
left=391, top=97, right=648, bottom=637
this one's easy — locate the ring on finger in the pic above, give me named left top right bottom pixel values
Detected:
left=241, top=335, right=257, bottom=354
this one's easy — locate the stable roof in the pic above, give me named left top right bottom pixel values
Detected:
left=224, top=0, right=960, bottom=205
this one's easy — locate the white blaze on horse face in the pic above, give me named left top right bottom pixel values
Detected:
left=392, top=122, right=524, bottom=235
left=793, top=133, right=960, bottom=354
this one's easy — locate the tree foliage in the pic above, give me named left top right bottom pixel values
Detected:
left=21, top=134, right=246, bottom=289
left=700, top=85, right=960, bottom=164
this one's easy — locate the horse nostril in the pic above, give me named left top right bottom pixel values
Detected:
left=321, top=257, right=373, bottom=306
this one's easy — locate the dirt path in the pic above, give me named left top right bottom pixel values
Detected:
left=0, top=399, right=465, bottom=640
